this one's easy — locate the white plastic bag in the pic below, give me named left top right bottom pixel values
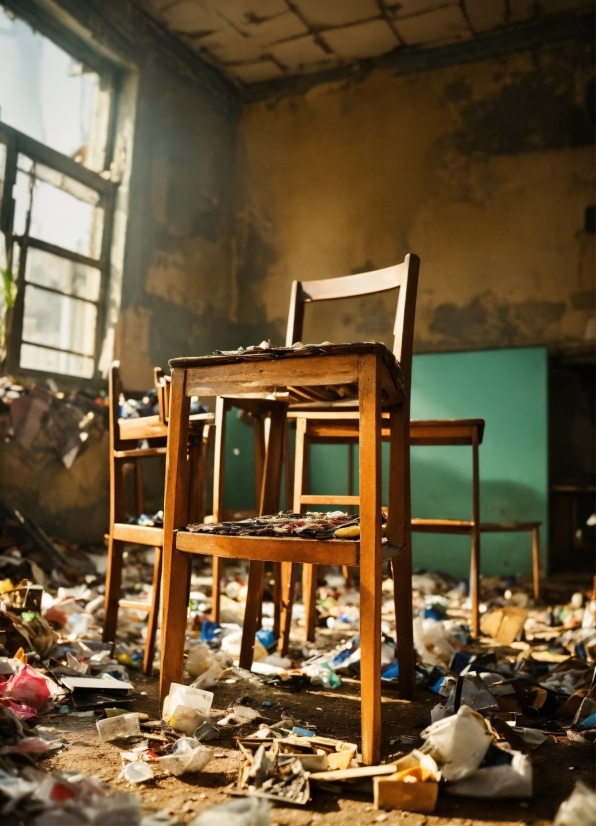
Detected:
left=420, top=705, right=492, bottom=781
left=447, top=751, right=532, bottom=798
left=190, top=796, right=270, bottom=826
left=554, top=782, right=596, bottom=826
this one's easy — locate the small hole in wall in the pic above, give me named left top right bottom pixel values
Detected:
left=585, top=206, right=595, bottom=234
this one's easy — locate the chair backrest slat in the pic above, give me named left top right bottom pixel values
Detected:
left=285, top=254, right=419, bottom=388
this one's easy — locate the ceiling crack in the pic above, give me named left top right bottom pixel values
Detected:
left=376, top=0, right=406, bottom=47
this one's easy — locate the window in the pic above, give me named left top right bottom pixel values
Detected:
left=0, top=5, right=118, bottom=382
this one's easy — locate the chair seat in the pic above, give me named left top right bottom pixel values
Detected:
left=287, top=412, right=486, bottom=446
left=175, top=528, right=402, bottom=565
left=411, top=518, right=541, bottom=534
left=170, top=341, right=405, bottom=404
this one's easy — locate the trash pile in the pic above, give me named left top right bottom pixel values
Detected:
left=174, top=564, right=596, bottom=815
left=0, top=377, right=107, bottom=469
left=1, top=486, right=595, bottom=821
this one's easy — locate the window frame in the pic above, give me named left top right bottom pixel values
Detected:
left=1, top=120, right=118, bottom=385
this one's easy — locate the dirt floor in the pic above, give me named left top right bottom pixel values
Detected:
left=41, top=626, right=595, bottom=826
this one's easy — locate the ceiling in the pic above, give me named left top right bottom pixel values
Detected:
left=134, top=0, right=593, bottom=86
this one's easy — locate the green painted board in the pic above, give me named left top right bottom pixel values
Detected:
left=224, top=346, right=548, bottom=578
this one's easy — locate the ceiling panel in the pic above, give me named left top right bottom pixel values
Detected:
left=393, top=5, right=471, bottom=46
left=322, top=19, right=399, bottom=60
left=293, top=0, right=380, bottom=28
left=232, top=10, right=308, bottom=45
left=195, top=24, right=263, bottom=63
left=202, top=0, right=288, bottom=29
left=227, top=58, right=284, bottom=83
left=133, top=0, right=591, bottom=86
left=268, top=35, right=330, bottom=71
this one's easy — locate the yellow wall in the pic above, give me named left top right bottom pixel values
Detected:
left=237, top=42, right=595, bottom=353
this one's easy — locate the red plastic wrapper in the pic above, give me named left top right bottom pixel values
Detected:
left=0, top=664, right=50, bottom=710
left=0, top=697, right=38, bottom=719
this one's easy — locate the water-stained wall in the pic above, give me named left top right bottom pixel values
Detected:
left=115, top=55, right=240, bottom=390
left=237, top=40, right=595, bottom=353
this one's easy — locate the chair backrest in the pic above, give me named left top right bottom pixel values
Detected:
left=285, top=254, right=419, bottom=388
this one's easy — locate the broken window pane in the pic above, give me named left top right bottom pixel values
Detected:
left=22, top=283, right=97, bottom=357
left=25, top=247, right=101, bottom=302
left=0, top=7, right=101, bottom=165
left=20, top=342, right=94, bottom=379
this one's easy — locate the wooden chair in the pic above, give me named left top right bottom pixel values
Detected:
left=292, top=416, right=542, bottom=639
left=102, top=362, right=212, bottom=674
left=210, top=395, right=289, bottom=637
left=160, top=255, right=420, bottom=766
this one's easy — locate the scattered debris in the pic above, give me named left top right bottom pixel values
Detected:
left=0, top=491, right=594, bottom=822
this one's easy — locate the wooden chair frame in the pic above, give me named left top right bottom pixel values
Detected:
left=209, top=258, right=418, bottom=622
left=103, top=362, right=212, bottom=674
left=291, top=415, right=542, bottom=638
left=160, top=255, right=420, bottom=767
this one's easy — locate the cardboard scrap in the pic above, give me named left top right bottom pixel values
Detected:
left=481, top=607, right=528, bottom=645
left=373, top=752, right=439, bottom=814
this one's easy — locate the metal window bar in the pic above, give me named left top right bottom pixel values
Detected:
left=0, top=120, right=117, bottom=383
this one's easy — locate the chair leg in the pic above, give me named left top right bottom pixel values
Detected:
left=272, top=562, right=282, bottom=639
left=103, top=537, right=124, bottom=644
left=241, top=404, right=287, bottom=658
left=470, top=530, right=481, bottom=638
left=358, top=354, right=383, bottom=767
left=133, top=458, right=144, bottom=517
left=532, top=527, right=541, bottom=601
left=284, top=423, right=293, bottom=511
left=160, top=369, right=191, bottom=704
left=104, top=436, right=125, bottom=645
left=470, top=431, right=481, bottom=637
left=303, top=564, right=318, bottom=642
left=279, top=561, right=296, bottom=656
left=292, top=418, right=317, bottom=642
left=253, top=414, right=266, bottom=507
left=239, top=560, right=265, bottom=670
left=143, top=544, right=162, bottom=675
left=211, top=398, right=228, bottom=625
left=212, top=557, right=222, bottom=623
left=388, top=406, right=415, bottom=701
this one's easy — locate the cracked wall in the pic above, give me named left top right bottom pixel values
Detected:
left=237, top=40, right=595, bottom=353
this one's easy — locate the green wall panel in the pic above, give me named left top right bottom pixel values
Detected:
left=408, top=347, right=548, bottom=578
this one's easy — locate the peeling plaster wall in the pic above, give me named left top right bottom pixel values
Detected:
left=115, top=56, right=240, bottom=390
left=237, top=41, right=595, bottom=353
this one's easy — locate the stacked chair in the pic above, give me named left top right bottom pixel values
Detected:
left=158, top=255, right=420, bottom=766
left=102, top=362, right=213, bottom=674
